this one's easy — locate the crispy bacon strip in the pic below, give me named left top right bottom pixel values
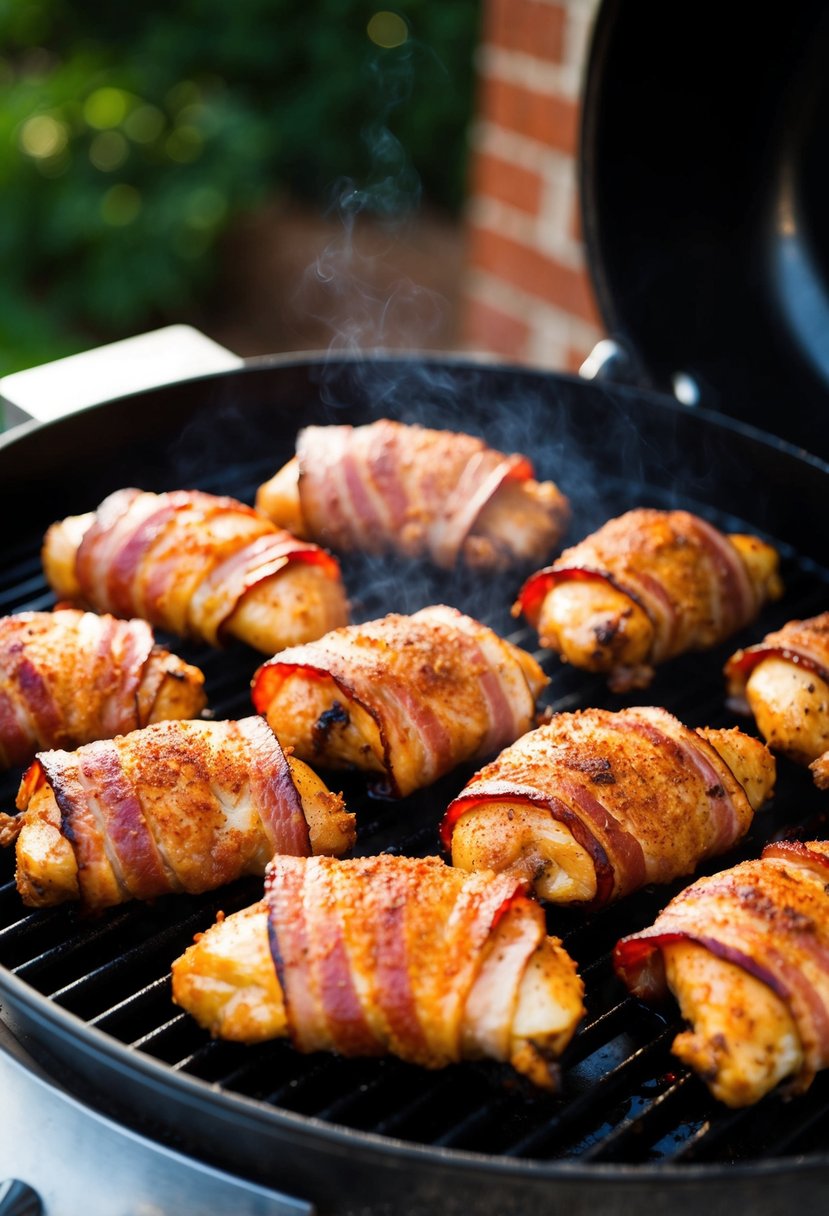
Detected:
left=172, top=854, right=585, bottom=1086
left=0, top=609, right=206, bottom=771
left=515, top=508, right=782, bottom=691
left=725, top=612, right=829, bottom=782
left=0, top=717, right=355, bottom=912
left=255, top=419, right=570, bottom=570
left=442, top=707, right=774, bottom=906
left=613, top=841, right=829, bottom=1105
left=42, top=487, right=347, bottom=652
left=251, top=605, right=548, bottom=797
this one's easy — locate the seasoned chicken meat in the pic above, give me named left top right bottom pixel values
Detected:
left=0, top=716, right=354, bottom=912
left=442, top=707, right=775, bottom=905
left=515, top=508, right=782, bottom=691
left=251, top=604, right=548, bottom=797
left=614, top=840, right=829, bottom=1107
left=254, top=419, right=570, bottom=570
left=725, top=611, right=829, bottom=785
left=42, top=487, right=348, bottom=653
left=0, top=609, right=206, bottom=770
left=172, top=854, right=585, bottom=1088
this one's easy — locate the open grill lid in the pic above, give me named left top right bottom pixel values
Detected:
left=580, top=0, right=829, bottom=458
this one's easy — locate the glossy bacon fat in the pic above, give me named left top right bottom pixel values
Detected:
left=172, top=854, right=585, bottom=1087
left=42, top=487, right=348, bottom=653
left=515, top=508, right=782, bottom=691
left=442, top=707, right=775, bottom=906
left=725, top=611, right=829, bottom=783
left=614, top=841, right=829, bottom=1107
left=254, top=419, right=570, bottom=570
left=0, top=716, right=355, bottom=912
left=251, top=604, right=548, bottom=797
left=0, top=609, right=206, bottom=770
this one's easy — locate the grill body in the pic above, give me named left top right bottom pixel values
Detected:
left=1, top=355, right=828, bottom=1214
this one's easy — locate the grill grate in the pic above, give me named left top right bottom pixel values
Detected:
left=2, top=459, right=829, bottom=1173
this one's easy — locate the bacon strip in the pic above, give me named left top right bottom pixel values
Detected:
left=0, top=609, right=202, bottom=771
left=54, top=487, right=345, bottom=648
left=725, top=613, right=829, bottom=709
left=251, top=605, right=546, bottom=797
left=7, top=717, right=351, bottom=912
left=613, top=841, right=829, bottom=1093
left=515, top=508, right=777, bottom=677
left=293, top=420, right=558, bottom=569
left=265, top=854, right=541, bottom=1068
left=441, top=707, right=759, bottom=906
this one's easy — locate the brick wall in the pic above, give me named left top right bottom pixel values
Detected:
left=460, top=0, right=605, bottom=372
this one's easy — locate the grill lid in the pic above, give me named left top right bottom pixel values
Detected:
left=580, top=0, right=829, bottom=457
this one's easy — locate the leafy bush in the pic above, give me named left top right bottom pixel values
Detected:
left=0, top=1, right=480, bottom=373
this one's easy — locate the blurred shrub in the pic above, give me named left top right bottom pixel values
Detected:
left=0, top=0, right=480, bottom=373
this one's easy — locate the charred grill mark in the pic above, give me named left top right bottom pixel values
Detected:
left=312, top=700, right=350, bottom=753
left=566, top=755, right=616, bottom=785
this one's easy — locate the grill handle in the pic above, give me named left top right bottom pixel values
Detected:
left=0, top=1181, right=41, bottom=1216
left=0, top=325, right=241, bottom=431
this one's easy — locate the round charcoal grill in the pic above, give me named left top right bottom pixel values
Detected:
left=1, top=355, right=828, bottom=1215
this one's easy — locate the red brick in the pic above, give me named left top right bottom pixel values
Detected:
left=467, top=223, right=601, bottom=327
left=461, top=292, right=532, bottom=359
left=481, top=76, right=579, bottom=154
left=471, top=150, right=544, bottom=216
left=484, top=0, right=567, bottom=64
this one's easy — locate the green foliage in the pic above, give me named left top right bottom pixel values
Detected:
left=0, top=1, right=480, bottom=373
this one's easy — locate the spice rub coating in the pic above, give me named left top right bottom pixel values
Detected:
left=443, top=707, right=775, bottom=906
left=725, top=611, right=829, bottom=784
left=0, top=716, right=354, bottom=912
left=42, top=487, right=348, bottom=653
left=172, top=854, right=585, bottom=1087
left=0, top=608, right=206, bottom=770
left=255, top=419, right=570, bottom=571
left=252, top=604, right=547, bottom=797
left=614, top=841, right=829, bottom=1106
left=516, top=508, right=782, bottom=691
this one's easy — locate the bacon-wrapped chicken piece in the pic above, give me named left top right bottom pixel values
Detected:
left=614, top=841, right=829, bottom=1107
left=172, top=854, right=585, bottom=1088
left=0, top=609, right=206, bottom=770
left=251, top=604, right=547, bottom=798
left=441, top=707, right=775, bottom=906
left=515, top=508, right=782, bottom=691
left=42, top=487, right=348, bottom=653
left=254, top=419, right=570, bottom=571
left=0, top=716, right=354, bottom=912
left=725, top=611, right=829, bottom=786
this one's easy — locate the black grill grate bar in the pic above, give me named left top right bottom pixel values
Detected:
left=0, top=553, right=43, bottom=597
left=0, top=578, right=51, bottom=611
left=576, top=1072, right=698, bottom=1163
left=0, top=906, right=88, bottom=972
left=130, top=1012, right=187, bottom=1053
left=87, top=974, right=170, bottom=1031
left=760, top=1088, right=829, bottom=1156
left=46, top=950, right=171, bottom=1007
left=10, top=908, right=143, bottom=982
left=414, top=1091, right=517, bottom=1151
left=311, top=1060, right=436, bottom=1128
left=500, top=1027, right=678, bottom=1159
left=666, top=1073, right=829, bottom=1163
left=331, top=1066, right=488, bottom=1143
left=168, top=1036, right=228, bottom=1076
left=560, top=994, right=642, bottom=1058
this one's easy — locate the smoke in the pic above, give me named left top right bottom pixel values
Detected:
left=287, top=36, right=460, bottom=380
